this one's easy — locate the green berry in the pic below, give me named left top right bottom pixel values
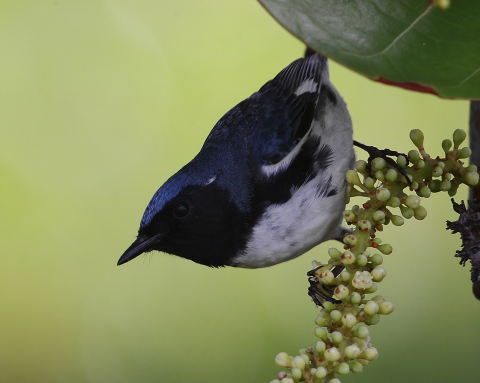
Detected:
left=385, top=169, right=397, bottom=182
left=354, top=325, right=369, bottom=338
left=361, top=347, right=379, bottom=361
left=369, top=253, right=383, bottom=265
left=416, top=159, right=425, bottom=169
left=358, top=220, right=372, bottom=232
left=291, top=368, right=301, bottom=382
left=292, top=356, right=305, bottom=370
left=418, top=186, right=431, bottom=198
left=386, top=197, right=401, bottom=207
left=351, top=292, right=362, bottom=304
left=346, top=170, right=362, bottom=186
left=364, top=301, right=379, bottom=316
left=328, top=247, right=342, bottom=260
left=391, top=215, right=404, bottom=226
left=365, top=313, right=380, bottom=325
left=340, top=270, right=351, bottom=282
left=349, top=360, right=363, bottom=374
left=334, top=285, right=350, bottom=300
left=378, top=301, right=395, bottom=315
left=371, top=157, right=386, bottom=170
left=466, top=165, right=478, bottom=172
left=375, top=170, right=385, bottom=182
left=275, top=352, right=291, bottom=367
left=315, top=340, right=326, bottom=354
left=400, top=205, right=414, bottom=219
left=377, top=244, right=393, bottom=255
left=355, top=160, right=368, bottom=174
left=356, top=254, right=368, bottom=267
left=342, top=313, right=357, bottom=328
left=335, top=362, right=350, bottom=375
left=371, top=295, right=385, bottom=304
left=364, top=177, right=375, bottom=189
left=410, top=129, right=424, bottom=149
left=414, top=206, right=427, bottom=220
left=440, top=179, right=451, bottom=191
left=341, top=250, right=356, bottom=265
left=397, top=155, right=407, bottom=167
left=324, top=347, right=341, bottom=362
left=405, top=195, right=421, bottom=209
left=432, top=166, right=443, bottom=177
left=330, top=310, right=342, bottom=323
left=376, top=187, right=391, bottom=202
left=453, top=129, right=467, bottom=148
left=315, top=327, right=328, bottom=341
left=408, top=150, right=420, bottom=163
left=343, top=210, right=356, bottom=222
left=315, top=367, right=327, bottom=379
left=371, top=266, right=387, bottom=282
left=331, top=331, right=343, bottom=345
left=343, top=234, right=357, bottom=246
left=465, top=171, right=479, bottom=186
left=372, top=210, right=386, bottom=222
left=442, top=139, right=452, bottom=153
left=345, top=344, right=361, bottom=359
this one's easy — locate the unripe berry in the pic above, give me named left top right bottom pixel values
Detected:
left=465, top=171, right=479, bottom=186
left=324, top=347, right=341, bottom=362
left=315, top=327, right=328, bottom=341
left=314, top=367, right=327, bottom=379
left=275, top=352, right=291, bottom=367
left=372, top=157, right=386, bottom=170
left=386, top=197, right=401, bottom=207
left=377, top=244, right=392, bottom=255
left=291, top=368, right=301, bottom=382
left=378, top=301, right=395, bottom=315
left=410, top=129, right=424, bottom=149
left=372, top=210, right=385, bottom=222
left=453, top=129, right=467, bottom=147
left=414, top=206, right=427, bottom=220
left=345, top=344, right=361, bottom=359
left=330, top=310, right=342, bottom=323
left=405, top=195, right=421, bottom=209
left=341, top=250, right=356, bottom=265
left=315, top=341, right=326, bottom=354
left=385, top=169, right=397, bottom=182
left=458, top=147, right=472, bottom=159
left=442, top=138, right=452, bottom=153
left=349, top=360, right=363, bottom=374
left=397, top=155, right=407, bottom=167
left=376, top=188, right=391, bottom=202
left=335, top=362, right=350, bottom=375
left=418, top=186, right=431, bottom=198
left=331, top=331, right=343, bottom=345
left=371, top=266, right=387, bottom=282
left=334, top=285, right=349, bottom=300
left=391, top=215, right=404, bottom=226
left=408, top=150, right=420, bottom=163
left=361, top=347, right=379, bottom=361
left=364, top=301, right=379, bottom=316
left=355, top=160, right=368, bottom=174
left=341, top=313, right=357, bottom=328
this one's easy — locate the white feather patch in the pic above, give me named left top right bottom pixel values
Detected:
left=294, top=78, right=318, bottom=96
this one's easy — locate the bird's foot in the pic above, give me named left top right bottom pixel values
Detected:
left=354, top=140, right=411, bottom=185
left=307, top=265, right=344, bottom=307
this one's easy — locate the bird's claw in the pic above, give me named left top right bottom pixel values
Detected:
left=307, top=265, right=344, bottom=307
left=354, top=140, right=411, bottom=185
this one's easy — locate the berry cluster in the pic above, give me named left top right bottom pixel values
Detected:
left=271, top=129, right=478, bottom=383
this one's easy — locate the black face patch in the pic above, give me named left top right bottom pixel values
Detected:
left=139, top=183, right=249, bottom=267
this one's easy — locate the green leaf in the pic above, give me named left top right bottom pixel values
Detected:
left=259, top=0, right=480, bottom=99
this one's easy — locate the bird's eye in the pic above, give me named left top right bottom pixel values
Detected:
left=173, top=201, right=190, bottom=218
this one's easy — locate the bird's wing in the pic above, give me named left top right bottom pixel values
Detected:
left=246, top=53, right=328, bottom=166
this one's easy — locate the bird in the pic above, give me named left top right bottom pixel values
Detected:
left=118, top=51, right=355, bottom=269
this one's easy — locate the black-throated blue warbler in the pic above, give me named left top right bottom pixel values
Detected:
left=118, top=51, right=355, bottom=268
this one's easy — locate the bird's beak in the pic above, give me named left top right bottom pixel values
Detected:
left=117, top=234, right=163, bottom=266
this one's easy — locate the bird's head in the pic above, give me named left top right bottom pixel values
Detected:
left=118, top=162, right=251, bottom=267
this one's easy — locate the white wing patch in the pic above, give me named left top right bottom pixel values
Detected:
left=294, top=78, right=318, bottom=96
left=204, top=175, right=217, bottom=186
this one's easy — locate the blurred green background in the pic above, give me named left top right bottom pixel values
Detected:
left=1, top=1, right=478, bottom=382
